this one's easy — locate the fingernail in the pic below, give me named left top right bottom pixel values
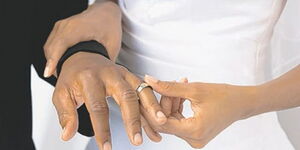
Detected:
left=103, top=141, right=112, bottom=150
left=61, top=127, right=66, bottom=140
left=134, top=133, right=143, bottom=145
left=145, top=75, right=158, bottom=83
left=155, top=133, right=162, bottom=142
left=156, top=111, right=166, bottom=119
left=43, top=66, right=50, bottom=78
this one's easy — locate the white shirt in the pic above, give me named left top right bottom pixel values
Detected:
left=115, top=0, right=297, bottom=150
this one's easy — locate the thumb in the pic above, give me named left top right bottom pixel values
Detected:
left=52, top=88, right=79, bottom=141
left=144, top=75, right=190, bottom=99
left=43, top=43, right=69, bottom=78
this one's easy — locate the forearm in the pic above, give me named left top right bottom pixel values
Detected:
left=88, top=0, right=121, bottom=61
left=252, top=65, right=300, bottom=116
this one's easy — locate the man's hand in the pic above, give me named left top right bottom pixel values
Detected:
left=143, top=75, right=257, bottom=149
left=43, top=1, right=122, bottom=77
left=53, top=52, right=166, bottom=150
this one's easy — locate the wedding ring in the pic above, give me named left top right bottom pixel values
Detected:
left=136, top=82, right=152, bottom=94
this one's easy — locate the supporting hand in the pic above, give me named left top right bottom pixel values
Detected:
left=43, top=1, right=122, bottom=77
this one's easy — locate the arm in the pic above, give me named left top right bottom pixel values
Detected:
left=142, top=64, right=300, bottom=149
left=253, top=65, right=300, bottom=117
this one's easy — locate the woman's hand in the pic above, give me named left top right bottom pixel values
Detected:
left=43, top=1, right=122, bottom=77
left=159, top=78, right=188, bottom=118
left=53, top=53, right=166, bottom=150
left=142, top=75, right=258, bottom=148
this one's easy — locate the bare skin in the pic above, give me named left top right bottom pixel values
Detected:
left=144, top=65, right=300, bottom=149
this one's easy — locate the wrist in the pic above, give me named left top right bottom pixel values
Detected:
left=57, top=41, right=109, bottom=76
left=63, top=52, right=108, bottom=69
left=235, top=85, right=262, bottom=120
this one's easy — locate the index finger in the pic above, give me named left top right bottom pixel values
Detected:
left=144, top=75, right=193, bottom=99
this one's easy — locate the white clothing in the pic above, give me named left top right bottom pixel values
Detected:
left=107, top=0, right=296, bottom=150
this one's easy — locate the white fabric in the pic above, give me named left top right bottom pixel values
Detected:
left=270, top=0, right=300, bottom=78
left=119, top=0, right=287, bottom=84
left=107, top=0, right=296, bottom=149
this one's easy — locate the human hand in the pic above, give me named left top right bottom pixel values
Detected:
left=52, top=52, right=166, bottom=150
left=159, top=78, right=188, bottom=118
left=43, top=1, right=122, bottom=77
left=142, top=75, right=257, bottom=148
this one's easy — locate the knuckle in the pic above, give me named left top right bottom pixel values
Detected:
left=54, top=20, right=62, bottom=27
left=104, top=129, right=111, bottom=137
left=104, top=65, right=118, bottom=73
left=119, top=89, right=138, bottom=102
left=117, top=65, right=129, bottom=73
left=58, top=90, right=70, bottom=99
left=158, top=81, right=173, bottom=91
left=125, top=117, right=141, bottom=128
left=145, top=101, right=158, bottom=113
left=89, top=101, right=109, bottom=114
left=78, top=69, right=96, bottom=80
left=52, top=91, right=69, bottom=104
left=62, top=19, right=80, bottom=30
